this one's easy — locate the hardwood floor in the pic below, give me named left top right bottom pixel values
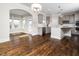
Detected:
left=0, top=33, right=79, bottom=56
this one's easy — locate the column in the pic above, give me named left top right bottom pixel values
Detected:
left=51, top=15, right=62, bottom=39
left=20, top=20, right=23, bottom=31
left=32, top=12, right=38, bottom=35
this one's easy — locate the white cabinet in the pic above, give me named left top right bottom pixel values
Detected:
left=51, top=27, right=62, bottom=40
left=75, top=13, right=79, bottom=21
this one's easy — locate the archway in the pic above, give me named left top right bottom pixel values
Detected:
left=9, top=9, right=32, bottom=33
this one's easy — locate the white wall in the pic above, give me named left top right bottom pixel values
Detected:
left=0, top=4, right=9, bottom=42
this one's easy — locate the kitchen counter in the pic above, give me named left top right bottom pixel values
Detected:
left=61, top=24, right=75, bottom=29
left=60, top=24, right=75, bottom=37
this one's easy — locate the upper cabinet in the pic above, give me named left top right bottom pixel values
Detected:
left=46, top=16, right=50, bottom=26
left=38, top=14, right=43, bottom=24
left=60, top=14, right=75, bottom=24
left=75, top=13, right=79, bottom=21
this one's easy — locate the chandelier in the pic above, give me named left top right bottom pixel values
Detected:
left=57, top=5, right=63, bottom=17
left=31, top=3, right=42, bottom=12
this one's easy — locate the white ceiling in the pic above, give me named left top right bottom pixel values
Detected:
left=22, top=3, right=79, bottom=15
left=10, top=9, right=32, bottom=16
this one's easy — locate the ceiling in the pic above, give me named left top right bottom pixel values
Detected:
left=22, top=3, right=79, bottom=15
left=10, top=9, right=32, bottom=17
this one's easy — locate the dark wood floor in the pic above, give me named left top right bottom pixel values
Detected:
left=0, top=33, right=79, bottom=56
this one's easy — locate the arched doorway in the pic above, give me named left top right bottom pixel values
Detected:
left=9, top=9, right=32, bottom=34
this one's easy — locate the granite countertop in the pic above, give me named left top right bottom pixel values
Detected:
left=61, top=24, right=75, bottom=29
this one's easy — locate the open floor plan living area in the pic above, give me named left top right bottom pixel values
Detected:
left=0, top=3, right=79, bottom=56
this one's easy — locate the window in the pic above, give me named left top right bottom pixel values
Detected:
left=13, top=20, right=20, bottom=29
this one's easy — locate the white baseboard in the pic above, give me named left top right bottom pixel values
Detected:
left=0, top=37, right=10, bottom=43
left=51, top=36, right=61, bottom=40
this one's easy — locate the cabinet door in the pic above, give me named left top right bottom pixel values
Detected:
left=75, top=13, right=79, bottom=21
left=38, top=14, right=43, bottom=24
left=69, top=15, right=75, bottom=24
left=65, top=15, right=70, bottom=20
left=51, top=28, right=61, bottom=39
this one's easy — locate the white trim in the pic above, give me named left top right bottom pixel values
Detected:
left=31, top=33, right=39, bottom=36
left=51, top=36, right=61, bottom=40
left=0, top=38, right=10, bottom=43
